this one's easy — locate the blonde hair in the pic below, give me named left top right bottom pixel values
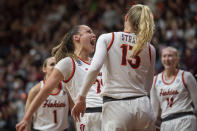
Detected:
left=128, top=4, right=155, bottom=57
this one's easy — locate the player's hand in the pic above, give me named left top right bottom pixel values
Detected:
left=16, top=119, right=28, bottom=131
left=71, top=95, right=86, bottom=122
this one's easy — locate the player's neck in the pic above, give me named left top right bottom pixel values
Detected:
left=124, top=24, right=131, bottom=33
left=164, top=68, right=178, bottom=78
left=124, top=23, right=136, bottom=34
left=74, top=50, right=89, bottom=61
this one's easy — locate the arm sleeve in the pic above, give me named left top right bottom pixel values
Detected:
left=79, top=33, right=111, bottom=97
left=184, top=72, right=197, bottom=111
left=55, top=57, right=74, bottom=80
left=150, top=76, right=161, bottom=120
left=145, top=45, right=156, bottom=94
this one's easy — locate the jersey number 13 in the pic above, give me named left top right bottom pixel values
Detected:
left=120, top=44, right=141, bottom=69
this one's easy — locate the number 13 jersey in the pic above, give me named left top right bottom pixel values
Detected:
left=99, top=32, right=156, bottom=99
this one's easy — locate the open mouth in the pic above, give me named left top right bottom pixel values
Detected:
left=90, top=39, right=95, bottom=46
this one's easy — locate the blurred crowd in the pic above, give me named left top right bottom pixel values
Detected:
left=0, top=0, right=197, bottom=130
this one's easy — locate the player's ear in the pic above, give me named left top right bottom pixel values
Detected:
left=42, top=66, right=47, bottom=73
left=73, top=35, right=80, bottom=41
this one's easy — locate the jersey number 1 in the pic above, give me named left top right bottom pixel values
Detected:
left=120, top=44, right=141, bottom=69
left=53, top=110, right=57, bottom=123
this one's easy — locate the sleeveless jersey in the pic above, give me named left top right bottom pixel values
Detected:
left=153, top=70, right=194, bottom=119
left=64, top=58, right=103, bottom=108
left=33, top=81, right=69, bottom=131
left=101, top=32, right=155, bottom=98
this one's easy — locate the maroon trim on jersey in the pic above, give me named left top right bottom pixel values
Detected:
left=43, top=80, right=62, bottom=95
left=149, top=45, right=152, bottom=62
left=107, top=32, right=114, bottom=51
left=162, top=70, right=179, bottom=85
left=77, top=56, right=90, bottom=65
left=182, top=71, right=188, bottom=88
left=153, top=75, right=158, bottom=88
left=63, top=57, right=75, bottom=83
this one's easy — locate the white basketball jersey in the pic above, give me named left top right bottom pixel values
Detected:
left=153, top=70, right=194, bottom=119
left=64, top=58, right=103, bottom=108
left=33, top=81, right=69, bottom=131
left=101, top=32, right=154, bottom=99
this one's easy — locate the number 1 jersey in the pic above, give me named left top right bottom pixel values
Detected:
left=33, top=81, right=69, bottom=131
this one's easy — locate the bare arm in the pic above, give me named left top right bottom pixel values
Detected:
left=16, top=69, right=64, bottom=131
left=16, top=57, right=74, bottom=131
left=65, top=87, right=74, bottom=110
left=25, top=83, right=41, bottom=131
left=24, top=69, right=63, bottom=121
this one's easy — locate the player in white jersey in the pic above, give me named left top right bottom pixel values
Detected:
left=25, top=57, right=73, bottom=131
left=150, top=47, right=197, bottom=131
left=72, top=4, right=156, bottom=131
left=16, top=25, right=102, bottom=131
left=56, top=56, right=103, bottom=131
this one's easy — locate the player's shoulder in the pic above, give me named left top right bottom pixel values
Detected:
left=56, top=56, right=75, bottom=66
left=154, top=71, right=163, bottom=78
left=181, top=70, right=194, bottom=78
left=59, top=56, right=74, bottom=63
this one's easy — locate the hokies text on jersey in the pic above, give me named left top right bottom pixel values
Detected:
left=43, top=100, right=66, bottom=108
left=160, top=89, right=179, bottom=96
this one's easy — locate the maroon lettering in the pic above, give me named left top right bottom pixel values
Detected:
left=43, top=100, right=66, bottom=108
left=160, top=89, right=179, bottom=96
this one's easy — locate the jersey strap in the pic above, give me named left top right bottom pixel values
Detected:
left=153, top=75, right=158, bottom=88
left=182, top=71, right=188, bottom=88
left=107, top=32, right=114, bottom=51
left=148, top=45, right=152, bottom=63
left=63, top=57, right=76, bottom=83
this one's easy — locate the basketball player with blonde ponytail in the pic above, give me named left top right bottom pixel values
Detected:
left=72, top=4, right=156, bottom=131
left=128, top=4, right=155, bottom=57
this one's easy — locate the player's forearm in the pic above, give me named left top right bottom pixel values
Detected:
left=25, top=120, right=32, bottom=131
left=23, top=87, right=51, bottom=122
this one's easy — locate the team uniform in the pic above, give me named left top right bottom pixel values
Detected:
left=32, top=81, right=69, bottom=131
left=151, top=70, right=197, bottom=131
left=83, top=32, right=156, bottom=131
left=55, top=57, right=103, bottom=131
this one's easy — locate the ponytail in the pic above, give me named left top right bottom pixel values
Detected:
left=51, top=25, right=80, bottom=62
left=128, top=4, right=155, bottom=57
